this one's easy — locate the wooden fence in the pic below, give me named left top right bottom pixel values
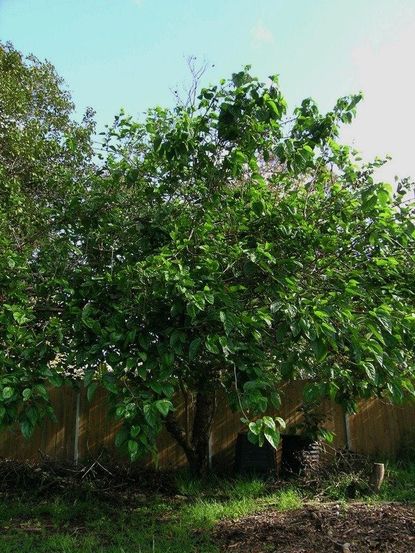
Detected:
left=0, top=382, right=414, bottom=470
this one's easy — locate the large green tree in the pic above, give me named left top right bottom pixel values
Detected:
left=2, top=55, right=414, bottom=475
left=58, top=68, right=415, bottom=474
left=0, top=42, right=95, bottom=435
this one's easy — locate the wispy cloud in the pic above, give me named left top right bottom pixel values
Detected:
left=251, top=20, right=274, bottom=46
left=132, top=0, right=144, bottom=6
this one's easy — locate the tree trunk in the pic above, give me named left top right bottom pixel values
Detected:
left=165, top=388, right=216, bottom=477
left=189, top=389, right=216, bottom=475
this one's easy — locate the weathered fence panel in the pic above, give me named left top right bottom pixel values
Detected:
left=347, top=398, right=415, bottom=457
left=0, top=387, right=78, bottom=461
left=0, top=383, right=413, bottom=469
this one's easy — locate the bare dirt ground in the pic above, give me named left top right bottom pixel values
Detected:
left=215, top=503, right=415, bottom=553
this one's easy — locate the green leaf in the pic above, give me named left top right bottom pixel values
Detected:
left=248, top=420, right=262, bottom=436
left=252, top=200, right=264, bottom=216
left=189, top=338, right=201, bottom=360
left=2, top=387, right=14, bottom=400
left=321, top=321, right=336, bottom=335
left=20, top=420, right=34, bottom=440
left=243, top=261, right=257, bottom=277
left=275, top=416, right=286, bottom=430
left=22, top=388, right=32, bottom=401
left=143, top=404, right=158, bottom=427
left=262, top=416, right=276, bottom=430
left=264, top=427, right=280, bottom=449
left=205, top=335, right=219, bottom=354
left=49, top=374, right=64, bottom=387
left=311, top=339, right=328, bottom=362
left=302, top=144, right=314, bottom=154
left=34, top=385, right=48, bottom=401
left=276, top=323, right=289, bottom=341
left=115, top=427, right=129, bottom=448
left=138, top=351, right=148, bottom=362
left=26, top=406, right=39, bottom=426
left=128, top=439, right=139, bottom=458
left=130, top=425, right=141, bottom=438
left=362, top=362, right=377, bottom=383
left=10, top=308, right=30, bottom=325
left=154, top=399, right=172, bottom=417
left=314, top=310, right=328, bottom=319
left=84, top=370, right=95, bottom=387
left=102, top=374, right=118, bottom=394
left=169, top=329, right=184, bottom=348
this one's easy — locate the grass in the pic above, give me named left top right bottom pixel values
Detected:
left=174, top=471, right=268, bottom=499
left=0, top=461, right=413, bottom=553
left=378, top=460, right=415, bottom=503
left=0, top=477, right=303, bottom=553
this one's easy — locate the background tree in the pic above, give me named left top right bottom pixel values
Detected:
left=0, top=42, right=95, bottom=437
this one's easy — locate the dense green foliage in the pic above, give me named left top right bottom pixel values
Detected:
left=1, top=44, right=414, bottom=472
left=0, top=42, right=95, bottom=437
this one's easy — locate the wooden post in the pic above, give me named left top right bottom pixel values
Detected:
left=342, top=406, right=352, bottom=450
left=369, top=462, right=385, bottom=493
left=73, top=391, right=81, bottom=465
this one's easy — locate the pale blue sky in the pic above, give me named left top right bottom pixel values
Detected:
left=1, top=0, right=415, bottom=179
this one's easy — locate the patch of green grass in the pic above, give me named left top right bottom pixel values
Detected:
left=182, top=496, right=259, bottom=527
left=180, top=485, right=302, bottom=528
left=0, top=476, right=303, bottom=553
left=268, top=488, right=303, bottom=511
left=378, top=461, right=415, bottom=503
left=224, top=477, right=267, bottom=499
left=174, top=470, right=206, bottom=497
left=174, top=471, right=268, bottom=500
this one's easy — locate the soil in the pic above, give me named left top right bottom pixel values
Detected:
left=215, top=503, right=415, bottom=553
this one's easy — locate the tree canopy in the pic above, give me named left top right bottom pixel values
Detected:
left=1, top=46, right=414, bottom=474
left=0, top=42, right=94, bottom=438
